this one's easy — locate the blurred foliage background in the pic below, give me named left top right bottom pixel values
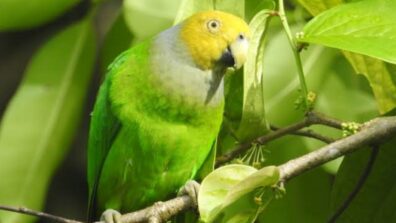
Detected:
left=0, top=0, right=395, bottom=222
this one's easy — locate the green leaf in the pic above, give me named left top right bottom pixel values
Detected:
left=173, top=0, right=245, bottom=25
left=0, top=0, right=80, bottom=31
left=300, top=0, right=396, bottom=64
left=198, top=165, right=279, bottom=223
left=198, top=164, right=257, bottom=222
left=123, top=0, right=181, bottom=39
left=297, top=0, right=396, bottom=114
left=329, top=136, right=396, bottom=222
left=245, top=0, right=274, bottom=21
left=237, top=10, right=272, bottom=141
left=296, top=0, right=343, bottom=16
left=174, top=0, right=214, bottom=24
left=343, top=52, right=396, bottom=114
left=222, top=166, right=279, bottom=208
left=0, top=18, right=95, bottom=223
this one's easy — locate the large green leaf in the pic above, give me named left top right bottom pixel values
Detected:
left=300, top=0, right=396, bottom=64
left=298, top=0, right=396, bottom=114
left=237, top=10, right=272, bottom=141
left=296, top=0, right=343, bottom=16
left=329, top=136, right=396, bottom=222
left=123, top=0, right=181, bottom=39
left=343, top=52, right=396, bottom=114
left=174, top=0, right=213, bottom=24
left=199, top=164, right=279, bottom=223
left=0, top=0, right=80, bottom=31
left=0, top=18, right=95, bottom=223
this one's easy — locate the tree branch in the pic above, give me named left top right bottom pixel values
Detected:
left=0, top=205, right=81, bottom=223
left=1, top=116, right=394, bottom=223
left=93, top=196, right=193, bottom=223
left=278, top=116, right=396, bottom=182
left=216, top=111, right=343, bottom=166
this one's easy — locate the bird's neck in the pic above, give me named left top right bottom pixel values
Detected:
left=149, top=25, right=225, bottom=108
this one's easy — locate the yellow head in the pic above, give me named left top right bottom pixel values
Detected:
left=180, top=11, right=250, bottom=70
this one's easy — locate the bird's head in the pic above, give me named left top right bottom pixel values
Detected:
left=180, top=11, right=250, bottom=71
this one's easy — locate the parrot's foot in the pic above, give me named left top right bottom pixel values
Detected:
left=100, top=209, right=121, bottom=223
left=178, top=180, right=200, bottom=208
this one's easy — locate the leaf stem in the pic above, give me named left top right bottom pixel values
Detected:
left=277, top=0, right=309, bottom=107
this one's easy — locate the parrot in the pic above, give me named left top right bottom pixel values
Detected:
left=87, top=10, right=250, bottom=222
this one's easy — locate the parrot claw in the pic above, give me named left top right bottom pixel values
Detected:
left=100, top=209, right=122, bottom=223
left=178, top=180, right=200, bottom=208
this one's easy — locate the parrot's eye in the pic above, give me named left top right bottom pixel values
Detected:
left=238, top=34, right=245, bottom=40
left=207, top=19, right=221, bottom=33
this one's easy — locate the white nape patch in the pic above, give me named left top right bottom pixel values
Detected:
left=150, top=25, right=224, bottom=107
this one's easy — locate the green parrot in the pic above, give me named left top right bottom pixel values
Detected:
left=87, top=10, right=250, bottom=222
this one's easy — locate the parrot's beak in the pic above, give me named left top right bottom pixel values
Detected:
left=219, top=36, right=248, bottom=70
left=229, top=36, right=249, bottom=69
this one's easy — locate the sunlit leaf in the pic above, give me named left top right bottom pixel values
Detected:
left=300, top=0, right=396, bottom=64
left=0, top=0, right=80, bottom=31
left=237, top=10, right=272, bottom=141
left=298, top=0, right=396, bottom=114
left=198, top=165, right=279, bottom=223
left=0, top=18, right=96, bottom=223
left=222, top=166, right=279, bottom=207
left=198, top=164, right=257, bottom=222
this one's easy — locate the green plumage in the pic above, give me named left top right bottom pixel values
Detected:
left=87, top=38, right=224, bottom=219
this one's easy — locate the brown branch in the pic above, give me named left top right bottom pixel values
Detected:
left=0, top=196, right=194, bottom=223
left=93, top=196, right=193, bottom=223
left=216, top=111, right=343, bottom=166
left=1, top=116, right=394, bottom=223
left=279, top=116, right=396, bottom=182
left=0, top=205, right=82, bottom=223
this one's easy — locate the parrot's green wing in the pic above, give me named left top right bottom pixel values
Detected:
left=87, top=50, right=131, bottom=221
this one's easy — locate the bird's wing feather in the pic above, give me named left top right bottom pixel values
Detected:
left=87, top=50, right=131, bottom=221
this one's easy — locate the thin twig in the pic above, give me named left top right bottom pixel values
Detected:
left=327, top=144, right=380, bottom=223
left=270, top=125, right=335, bottom=144
left=216, top=111, right=343, bottom=166
left=289, top=129, right=335, bottom=143
left=0, top=205, right=82, bottom=223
